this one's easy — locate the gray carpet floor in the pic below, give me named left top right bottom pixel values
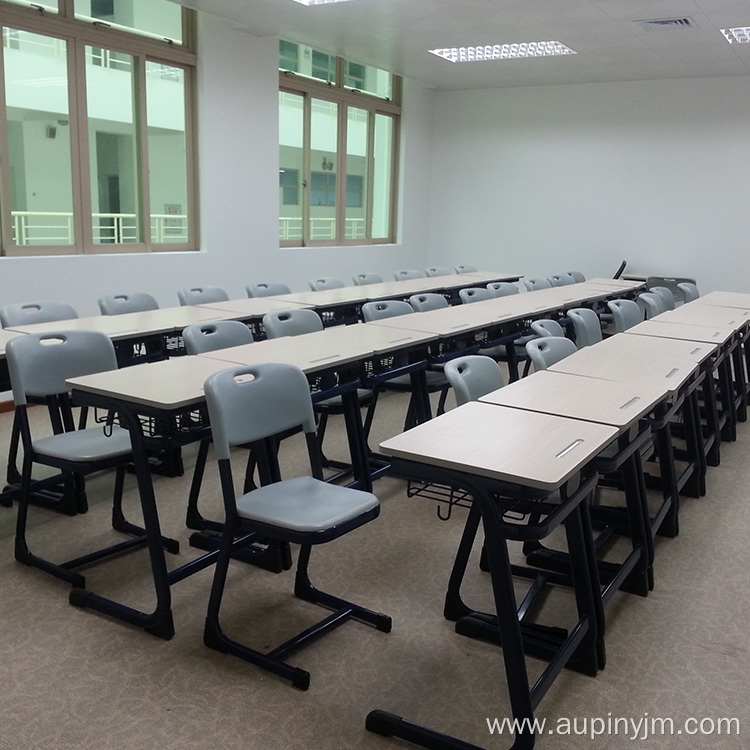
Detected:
left=1, top=389, right=749, bottom=749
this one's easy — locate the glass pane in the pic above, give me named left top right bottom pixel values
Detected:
left=344, top=61, right=393, bottom=100
left=3, top=28, right=75, bottom=246
left=75, top=0, right=183, bottom=44
left=3, top=0, right=58, bottom=12
left=278, top=41, right=336, bottom=85
left=345, top=107, right=368, bottom=241
left=86, top=45, right=140, bottom=244
left=279, top=91, right=304, bottom=242
left=310, top=98, right=337, bottom=241
left=146, top=62, right=188, bottom=244
left=372, top=113, right=394, bottom=240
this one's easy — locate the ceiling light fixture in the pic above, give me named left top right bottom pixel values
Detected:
left=291, top=0, right=354, bottom=5
left=721, top=27, right=750, bottom=44
left=429, top=42, right=576, bottom=62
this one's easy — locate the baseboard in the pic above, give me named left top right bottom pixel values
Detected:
left=0, top=400, right=14, bottom=414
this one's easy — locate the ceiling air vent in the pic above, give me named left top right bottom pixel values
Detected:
left=636, top=17, right=697, bottom=32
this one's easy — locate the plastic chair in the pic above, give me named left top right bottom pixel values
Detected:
left=202, top=363, right=391, bottom=690
left=458, top=287, right=494, bottom=304
left=352, top=273, right=383, bottom=286
left=308, top=277, right=345, bottom=292
left=98, top=293, right=159, bottom=315
left=567, top=308, right=603, bottom=348
left=444, top=355, right=505, bottom=407
left=638, top=292, right=666, bottom=319
left=6, top=331, right=141, bottom=585
left=523, top=278, right=552, bottom=292
left=246, top=282, right=291, bottom=298
left=530, top=319, right=565, bottom=338
left=568, top=271, right=586, bottom=283
left=177, top=286, right=229, bottom=306
left=677, top=282, right=700, bottom=303
left=425, top=266, right=451, bottom=278
left=548, top=273, right=576, bottom=287
left=361, top=300, right=415, bottom=321
left=487, top=282, right=519, bottom=297
left=183, top=321, right=254, bottom=355
left=0, top=301, right=78, bottom=328
left=408, top=293, right=449, bottom=312
left=455, top=264, right=478, bottom=274
left=393, top=269, right=425, bottom=281
left=649, top=286, right=676, bottom=311
left=263, top=308, right=376, bottom=473
left=525, top=336, right=578, bottom=371
left=607, top=299, right=644, bottom=332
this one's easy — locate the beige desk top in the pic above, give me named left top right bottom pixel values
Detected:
left=196, top=297, right=311, bottom=317
left=584, top=278, right=647, bottom=292
left=5, top=306, right=238, bottom=339
left=479, top=369, right=666, bottom=432
left=548, top=334, right=707, bottom=393
left=67, top=356, right=234, bottom=411
left=625, top=320, right=735, bottom=346
left=655, top=305, right=750, bottom=330
left=698, top=291, right=750, bottom=310
left=273, top=286, right=373, bottom=308
left=380, top=401, right=618, bottom=491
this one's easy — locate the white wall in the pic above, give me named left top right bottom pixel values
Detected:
left=0, top=10, right=432, bottom=315
left=428, top=76, right=750, bottom=293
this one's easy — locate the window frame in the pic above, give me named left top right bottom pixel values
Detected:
left=279, top=49, right=401, bottom=248
left=0, top=0, right=198, bottom=257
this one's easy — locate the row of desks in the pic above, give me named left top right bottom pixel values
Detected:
left=370, top=293, right=750, bottom=749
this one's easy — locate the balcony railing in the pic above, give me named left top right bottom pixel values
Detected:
left=279, top=216, right=366, bottom=242
left=10, top=211, right=188, bottom=246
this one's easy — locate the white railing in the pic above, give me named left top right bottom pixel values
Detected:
left=280, top=216, right=366, bottom=242
left=11, top=211, right=188, bottom=246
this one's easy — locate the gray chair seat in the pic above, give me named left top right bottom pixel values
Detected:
left=382, top=370, right=448, bottom=388
left=33, top=426, right=132, bottom=462
left=236, top=475, right=378, bottom=532
left=317, top=388, right=374, bottom=409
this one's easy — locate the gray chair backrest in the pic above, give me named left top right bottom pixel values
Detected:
left=352, top=273, right=383, bottom=286
left=361, top=300, right=413, bottom=322
left=568, top=271, right=586, bottom=283
left=204, top=364, right=317, bottom=460
left=607, top=298, right=644, bottom=332
left=530, top=319, right=565, bottom=338
left=548, top=273, right=576, bottom=287
left=98, top=292, right=159, bottom=315
left=638, top=292, right=666, bottom=319
left=262, top=308, right=323, bottom=338
left=677, top=282, right=700, bottom=303
left=0, top=301, right=78, bottom=328
left=649, top=286, right=676, bottom=311
left=177, top=286, right=229, bottom=306
left=646, top=276, right=696, bottom=303
left=308, top=277, right=345, bottom=292
left=246, top=282, right=291, bottom=298
left=523, top=278, right=552, bottom=292
left=455, top=264, right=478, bottom=274
left=183, top=320, right=254, bottom=355
left=444, top=355, right=505, bottom=407
left=425, top=266, right=451, bottom=278
left=6, top=330, right=117, bottom=405
left=487, top=282, right=519, bottom=297
left=393, top=269, right=425, bottom=281
left=409, top=293, right=449, bottom=312
left=525, top=336, right=577, bottom=372
left=567, top=308, right=602, bottom=348
left=459, top=287, right=494, bottom=304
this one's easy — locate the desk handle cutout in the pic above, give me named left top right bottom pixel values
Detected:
left=556, top=439, right=584, bottom=458
left=310, top=354, right=341, bottom=363
left=666, top=367, right=679, bottom=378
left=619, top=396, right=641, bottom=410
left=690, top=348, right=702, bottom=356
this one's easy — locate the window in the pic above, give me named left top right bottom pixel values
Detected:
left=279, top=40, right=400, bottom=246
left=0, top=0, right=197, bottom=256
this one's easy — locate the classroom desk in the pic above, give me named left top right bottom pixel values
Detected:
left=0, top=329, right=21, bottom=390
left=583, top=278, right=647, bottom=292
left=370, top=402, right=618, bottom=750
left=193, top=297, right=312, bottom=336
left=698, top=290, right=750, bottom=309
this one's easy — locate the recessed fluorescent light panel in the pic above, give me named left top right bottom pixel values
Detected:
left=429, top=42, right=576, bottom=62
left=721, top=27, right=750, bottom=44
left=291, top=0, right=353, bottom=5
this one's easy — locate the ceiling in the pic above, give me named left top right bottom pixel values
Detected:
left=173, top=0, right=750, bottom=91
